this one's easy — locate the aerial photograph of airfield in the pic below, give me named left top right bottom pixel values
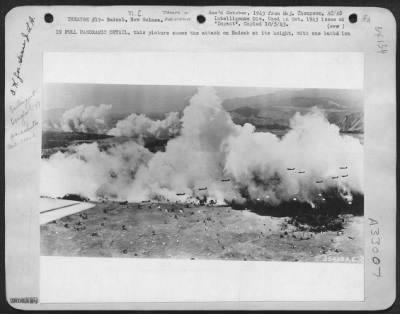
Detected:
left=41, top=85, right=364, bottom=262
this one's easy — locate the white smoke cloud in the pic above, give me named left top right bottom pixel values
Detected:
left=107, top=112, right=181, bottom=139
left=41, top=87, right=363, bottom=206
left=41, top=141, right=153, bottom=200
left=129, top=87, right=241, bottom=202
left=223, top=108, right=363, bottom=204
left=44, top=104, right=182, bottom=141
left=60, top=104, right=113, bottom=134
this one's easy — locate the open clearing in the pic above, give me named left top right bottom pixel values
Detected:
left=41, top=201, right=363, bottom=262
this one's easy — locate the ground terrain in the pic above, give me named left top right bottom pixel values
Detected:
left=41, top=201, right=363, bottom=262
left=41, top=101, right=364, bottom=262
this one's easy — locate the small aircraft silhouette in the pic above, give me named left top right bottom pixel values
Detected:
left=315, top=180, right=323, bottom=183
left=198, top=187, right=208, bottom=191
left=287, top=168, right=295, bottom=171
left=341, top=174, right=349, bottom=178
left=176, top=193, right=186, bottom=196
left=331, top=176, right=339, bottom=179
left=339, top=166, right=348, bottom=170
left=221, top=179, right=231, bottom=182
left=297, top=170, right=306, bottom=174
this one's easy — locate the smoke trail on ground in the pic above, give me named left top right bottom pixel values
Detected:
left=41, top=87, right=363, bottom=205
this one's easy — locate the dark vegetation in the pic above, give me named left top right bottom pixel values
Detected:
left=228, top=190, right=363, bottom=232
left=42, top=131, right=113, bottom=149
left=62, top=194, right=90, bottom=202
left=142, top=137, right=170, bottom=153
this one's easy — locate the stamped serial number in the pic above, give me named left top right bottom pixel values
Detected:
left=9, top=297, right=38, bottom=304
left=369, top=217, right=381, bottom=277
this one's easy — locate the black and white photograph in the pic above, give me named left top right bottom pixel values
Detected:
left=5, top=5, right=397, bottom=309
left=40, top=83, right=364, bottom=263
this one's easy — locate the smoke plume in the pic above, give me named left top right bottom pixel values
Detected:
left=107, top=112, right=181, bottom=139
left=45, top=103, right=181, bottom=141
left=41, top=141, right=153, bottom=200
left=222, top=108, right=363, bottom=205
left=41, top=87, right=363, bottom=205
left=60, top=104, right=113, bottom=134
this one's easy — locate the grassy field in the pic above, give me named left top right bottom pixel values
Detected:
left=41, top=201, right=363, bottom=262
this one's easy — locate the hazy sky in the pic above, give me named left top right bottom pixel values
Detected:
left=44, top=83, right=363, bottom=118
left=44, top=84, right=281, bottom=114
left=43, top=52, right=364, bottom=115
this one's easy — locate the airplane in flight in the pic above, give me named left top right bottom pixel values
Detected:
left=176, top=193, right=186, bottom=196
left=331, top=176, right=339, bottom=179
left=287, top=168, right=295, bottom=171
left=339, top=166, right=348, bottom=170
left=315, top=180, right=323, bottom=183
left=198, top=187, right=208, bottom=191
left=341, top=174, right=349, bottom=178
left=221, top=179, right=231, bottom=182
left=297, top=170, right=306, bottom=174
